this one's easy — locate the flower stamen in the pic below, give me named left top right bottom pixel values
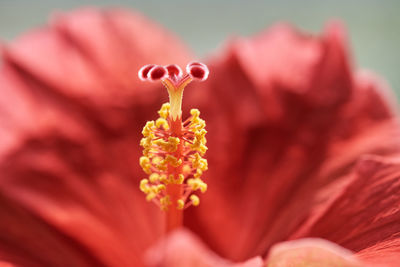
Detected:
left=138, top=62, right=209, bottom=231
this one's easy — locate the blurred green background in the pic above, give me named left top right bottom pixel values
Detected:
left=1, top=0, right=399, bottom=96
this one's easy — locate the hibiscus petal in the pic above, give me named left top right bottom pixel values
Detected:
left=266, top=238, right=361, bottom=267
left=145, top=229, right=264, bottom=267
left=356, top=239, right=400, bottom=267
left=291, top=155, right=400, bottom=266
left=0, top=8, right=190, bottom=266
left=185, top=21, right=400, bottom=261
left=0, top=194, right=106, bottom=266
left=3, top=8, right=191, bottom=101
left=0, top=262, right=17, bottom=267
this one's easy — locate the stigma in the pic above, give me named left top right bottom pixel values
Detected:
left=138, top=62, right=209, bottom=211
left=139, top=62, right=209, bottom=120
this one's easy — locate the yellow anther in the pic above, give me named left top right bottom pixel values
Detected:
left=177, top=199, right=185, bottom=210
left=149, top=173, right=159, bottom=183
left=191, top=142, right=208, bottom=155
left=160, top=195, right=171, bottom=211
left=140, top=137, right=151, bottom=148
left=154, top=137, right=180, bottom=153
left=153, top=139, right=166, bottom=147
left=187, top=178, right=195, bottom=187
left=193, top=144, right=208, bottom=155
left=151, top=156, right=162, bottom=165
left=153, top=139, right=168, bottom=151
left=175, top=174, right=184, bottom=184
left=173, top=159, right=183, bottom=167
left=189, top=109, right=206, bottom=131
left=140, top=135, right=155, bottom=156
left=168, top=136, right=180, bottom=147
left=168, top=174, right=175, bottom=184
left=146, top=192, right=157, bottom=201
left=159, top=175, right=168, bottom=183
left=156, top=162, right=167, bottom=171
left=156, top=118, right=169, bottom=130
left=199, top=181, right=207, bottom=193
left=192, top=119, right=206, bottom=131
left=187, top=178, right=207, bottom=193
left=191, top=129, right=208, bottom=155
left=142, top=148, right=151, bottom=157
left=191, top=153, right=201, bottom=163
left=139, top=156, right=152, bottom=174
left=140, top=156, right=150, bottom=165
left=197, top=159, right=208, bottom=171
left=158, top=103, right=170, bottom=119
left=191, top=153, right=208, bottom=171
left=194, top=168, right=203, bottom=178
left=142, top=121, right=155, bottom=137
left=182, top=164, right=192, bottom=175
left=140, top=179, right=150, bottom=193
left=191, top=155, right=208, bottom=174
left=190, top=195, right=200, bottom=206
left=195, top=129, right=207, bottom=140
left=156, top=184, right=166, bottom=192
left=201, top=160, right=208, bottom=171
left=163, top=155, right=182, bottom=167
left=190, top=109, right=200, bottom=119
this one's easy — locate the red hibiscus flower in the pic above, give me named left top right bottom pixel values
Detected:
left=1, top=7, right=399, bottom=267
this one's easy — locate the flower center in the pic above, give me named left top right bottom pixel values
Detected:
left=138, top=62, right=209, bottom=231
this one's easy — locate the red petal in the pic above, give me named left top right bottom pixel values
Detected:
left=0, top=194, right=105, bottom=266
left=3, top=8, right=191, bottom=113
left=184, top=22, right=400, bottom=261
left=291, top=155, right=400, bottom=265
left=146, top=229, right=264, bottom=267
left=0, top=8, right=191, bottom=266
left=233, top=22, right=351, bottom=108
left=356, top=239, right=400, bottom=267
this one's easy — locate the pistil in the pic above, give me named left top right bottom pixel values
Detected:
left=138, top=62, right=209, bottom=232
left=166, top=117, right=184, bottom=231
